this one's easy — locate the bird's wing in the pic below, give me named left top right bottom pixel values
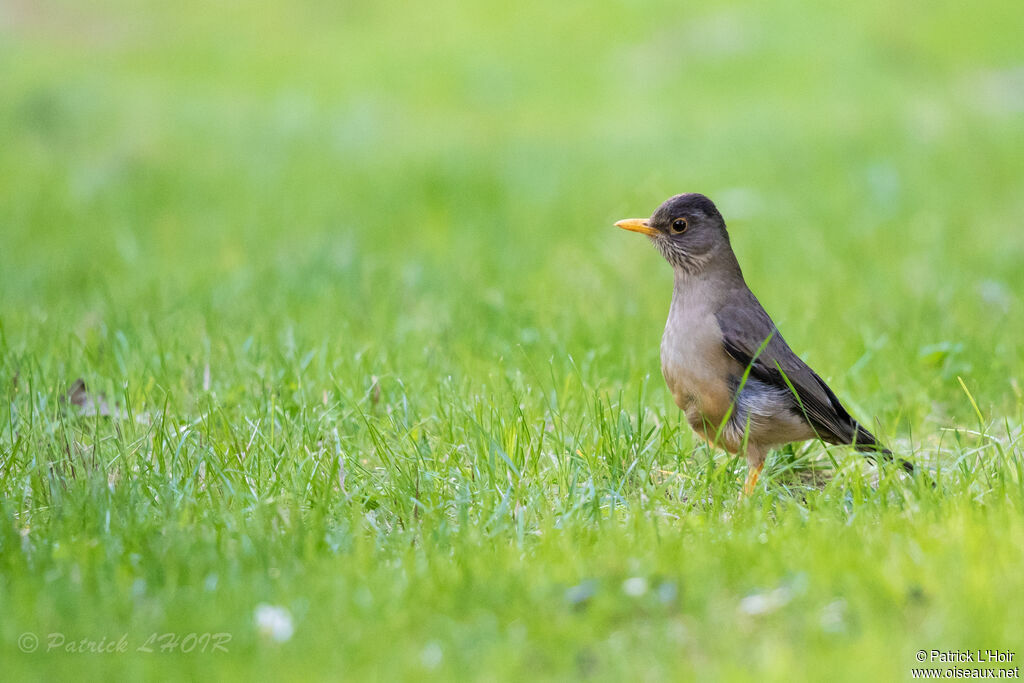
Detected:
left=715, top=296, right=860, bottom=446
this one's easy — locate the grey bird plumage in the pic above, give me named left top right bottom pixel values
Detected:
left=616, top=193, right=911, bottom=493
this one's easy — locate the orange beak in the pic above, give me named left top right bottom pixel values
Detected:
left=615, top=218, right=659, bottom=237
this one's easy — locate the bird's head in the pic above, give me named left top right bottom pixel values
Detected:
left=615, top=193, right=730, bottom=273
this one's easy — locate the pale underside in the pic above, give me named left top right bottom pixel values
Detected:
left=660, top=286, right=816, bottom=468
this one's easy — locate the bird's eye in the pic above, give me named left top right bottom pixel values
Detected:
left=671, top=218, right=688, bottom=233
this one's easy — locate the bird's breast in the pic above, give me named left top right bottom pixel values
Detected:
left=660, top=301, right=735, bottom=432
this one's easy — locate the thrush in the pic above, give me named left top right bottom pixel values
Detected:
left=616, top=193, right=912, bottom=494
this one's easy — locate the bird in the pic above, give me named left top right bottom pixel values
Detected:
left=615, top=193, right=912, bottom=494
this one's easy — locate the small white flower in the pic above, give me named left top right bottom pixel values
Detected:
left=820, top=599, right=848, bottom=633
left=622, top=577, right=648, bottom=597
left=420, top=641, right=443, bottom=669
left=255, top=603, right=294, bottom=643
left=738, top=588, right=791, bottom=616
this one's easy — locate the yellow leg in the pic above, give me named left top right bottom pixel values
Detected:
left=743, top=460, right=765, bottom=496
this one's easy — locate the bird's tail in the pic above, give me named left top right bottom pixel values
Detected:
left=851, top=424, right=915, bottom=474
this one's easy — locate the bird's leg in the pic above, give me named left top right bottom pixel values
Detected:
left=742, top=446, right=766, bottom=496
left=743, top=461, right=765, bottom=495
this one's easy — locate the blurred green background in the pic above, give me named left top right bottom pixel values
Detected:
left=1, top=0, right=1023, bottom=680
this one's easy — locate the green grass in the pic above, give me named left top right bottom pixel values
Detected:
left=2, top=0, right=1024, bottom=679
